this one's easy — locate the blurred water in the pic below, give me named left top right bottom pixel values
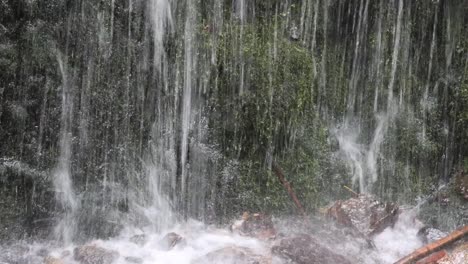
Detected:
left=0, top=215, right=429, bottom=264
left=0, top=1, right=466, bottom=262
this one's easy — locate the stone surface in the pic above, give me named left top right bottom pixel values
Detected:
left=73, top=244, right=119, bottom=264
left=129, top=234, right=147, bottom=246
left=231, top=212, right=277, bottom=240
left=327, top=194, right=399, bottom=237
left=124, top=256, right=143, bottom=264
left=192, top=246, right=271, bottom=264
left=272, top=234, right=352, bottom=264
left=417, top=227, right=448, bottom=244
left=43, top=256, right=64, bottom=264
left=158, top=232, right=185, bottom=250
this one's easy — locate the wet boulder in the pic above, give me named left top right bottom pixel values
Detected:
left=158, top=232, right=185, bottom=250
left=417, top=227, right=448, bottom=244
left=124, top=256, right=143, bottom=264
left=43, top=256, right=64, bottom=264
left=272, top=234, right=352, bottom=264
left=129, top=234, right=147, bottom=246
left=73, top=244, right=119, bottom=264
left=231, top=212, right=276, bottom=240
left=192, top=246, right=271, bottom=264
left=327, top=194, right=399, bottom=237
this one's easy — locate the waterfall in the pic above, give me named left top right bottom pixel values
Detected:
left=53, top=52, right=79, bottom=244
left=180, top=0, right=195, bottom=216
left=149, top=0, right=173, bottom=72
left=0, top=0, right=466, bottom=251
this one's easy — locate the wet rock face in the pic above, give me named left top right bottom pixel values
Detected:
left=192, top=246, right=271, bottom=264
left=455, top=170, right=468, bottom=200
left=158, top=232, right=185, bottom=250
left=272, top=234, right=352, bottom=264
left=73, top=245, right=119, bottom=264
left=327, top=194, right=399, bottom=237
left=231, top=212, right=277, bottom=240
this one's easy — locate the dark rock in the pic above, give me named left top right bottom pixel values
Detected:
left=231, top=212, right=276, bottom=240
left=327, top=194, right=399, bottom=237
left=192, top=246, right=270, bottom=264
left=272, top=234, right=352, bottom=264
left=417, top=226, right=448, bottom=244
left=73, top=244, right=119, bottom=264
left=158, top=232, right=185, bottom=251
left=124, top=256, right=143, bottom=264
left=129, top=234, right=147, bottom=246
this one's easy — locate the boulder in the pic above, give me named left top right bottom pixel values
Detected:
left=230, top=212, right=276, bottom=240
left=129, top=234, right=147, bottom=246
left=124, top=256, right=143, bottom=264
left=158, top=232, right=185, bottom=250
left=43, top=256, right=64, bottom=264
left=192, top=246, right=270, bottom=264
left=417, top=227, right=448, bottom=244
left=327, top=194, right=399, bottom=237
left=271, top=234, right=352, bottom=264
left=73, top=244, right=119, bottom=264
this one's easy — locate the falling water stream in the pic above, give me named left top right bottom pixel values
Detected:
left=0, top=0, right=466, bottom=263
left=53, top=52, right=79, bottom=245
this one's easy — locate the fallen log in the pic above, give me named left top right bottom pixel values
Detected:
left=394, top=225, right=468, bottom=264
left=415, top=250, right=447, bottom=264
left=272, top=162, right=306, bottom=216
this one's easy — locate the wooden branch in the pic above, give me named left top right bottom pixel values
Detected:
left=394, top=225, right=468, bottom=264
left=271, top=162, right=306, bottom=216
left=343, top=185, right=359, bottom=197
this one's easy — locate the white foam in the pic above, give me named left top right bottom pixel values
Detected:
left=373, top=211, right=424, bottom=263
left=1, top=214, right=429, bottom=264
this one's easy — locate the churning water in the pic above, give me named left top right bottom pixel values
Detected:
left=1, top=213, right=426, bottom=264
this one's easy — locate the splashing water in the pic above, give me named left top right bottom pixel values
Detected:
left=373, top=210, right=425, bottom=263
left=0, top=1, right=465, bottom=263
left=0, top=214, right=428, bottom=264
